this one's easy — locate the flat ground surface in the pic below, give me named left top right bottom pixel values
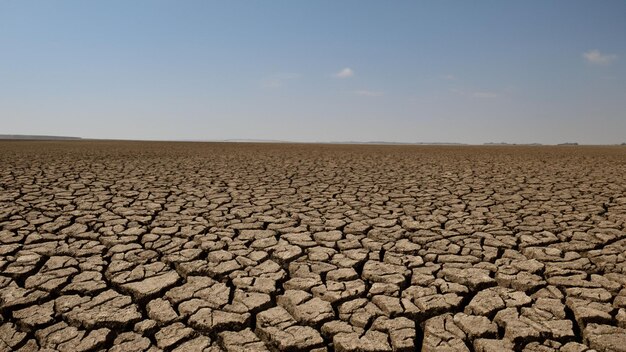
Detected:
left=1, top=141, right=625, bottom=352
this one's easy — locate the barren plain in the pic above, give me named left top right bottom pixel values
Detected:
left=1, top=141, right=625, bottom=352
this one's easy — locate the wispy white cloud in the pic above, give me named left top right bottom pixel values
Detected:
left=450, top=88, right=499, bottom=99
left=442, top=74, right=456, bottom=80
left=354, top=90, right=384, bottom=97
left=472, top=91, right=498, bottom=98
left=583, top=49, right=617, bottom=65
left=334, top=68, right=354, bottom=78
left=261, top=73, right=300, bottom=88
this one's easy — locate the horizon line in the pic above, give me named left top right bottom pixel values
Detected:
left=1, top=134, right=624, bottom=146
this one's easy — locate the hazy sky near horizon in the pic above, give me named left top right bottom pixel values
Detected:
left=1, top=1, right=625, bottom=144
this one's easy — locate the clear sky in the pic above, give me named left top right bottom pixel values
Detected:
left=1, top=1, right=625, bottom=144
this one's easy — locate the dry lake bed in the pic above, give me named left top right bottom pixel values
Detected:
left=1, top=141, right=625, bottom=352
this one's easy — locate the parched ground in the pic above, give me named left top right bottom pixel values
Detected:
left=1, top=141, right=625, bottom=352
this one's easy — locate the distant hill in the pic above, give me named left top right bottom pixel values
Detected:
left=0, top=134, right=82, bottom=140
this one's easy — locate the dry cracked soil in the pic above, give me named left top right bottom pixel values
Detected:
left=1, top=141, right=625, bottom=352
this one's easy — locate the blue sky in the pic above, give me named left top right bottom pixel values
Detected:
left=1, top=1, right=625, bottom=144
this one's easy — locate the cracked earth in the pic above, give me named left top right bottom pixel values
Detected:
left=1, top=141, right=625, bottom=352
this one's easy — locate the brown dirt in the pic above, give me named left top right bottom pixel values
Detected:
left=1, top=141, right=625, bottom=351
